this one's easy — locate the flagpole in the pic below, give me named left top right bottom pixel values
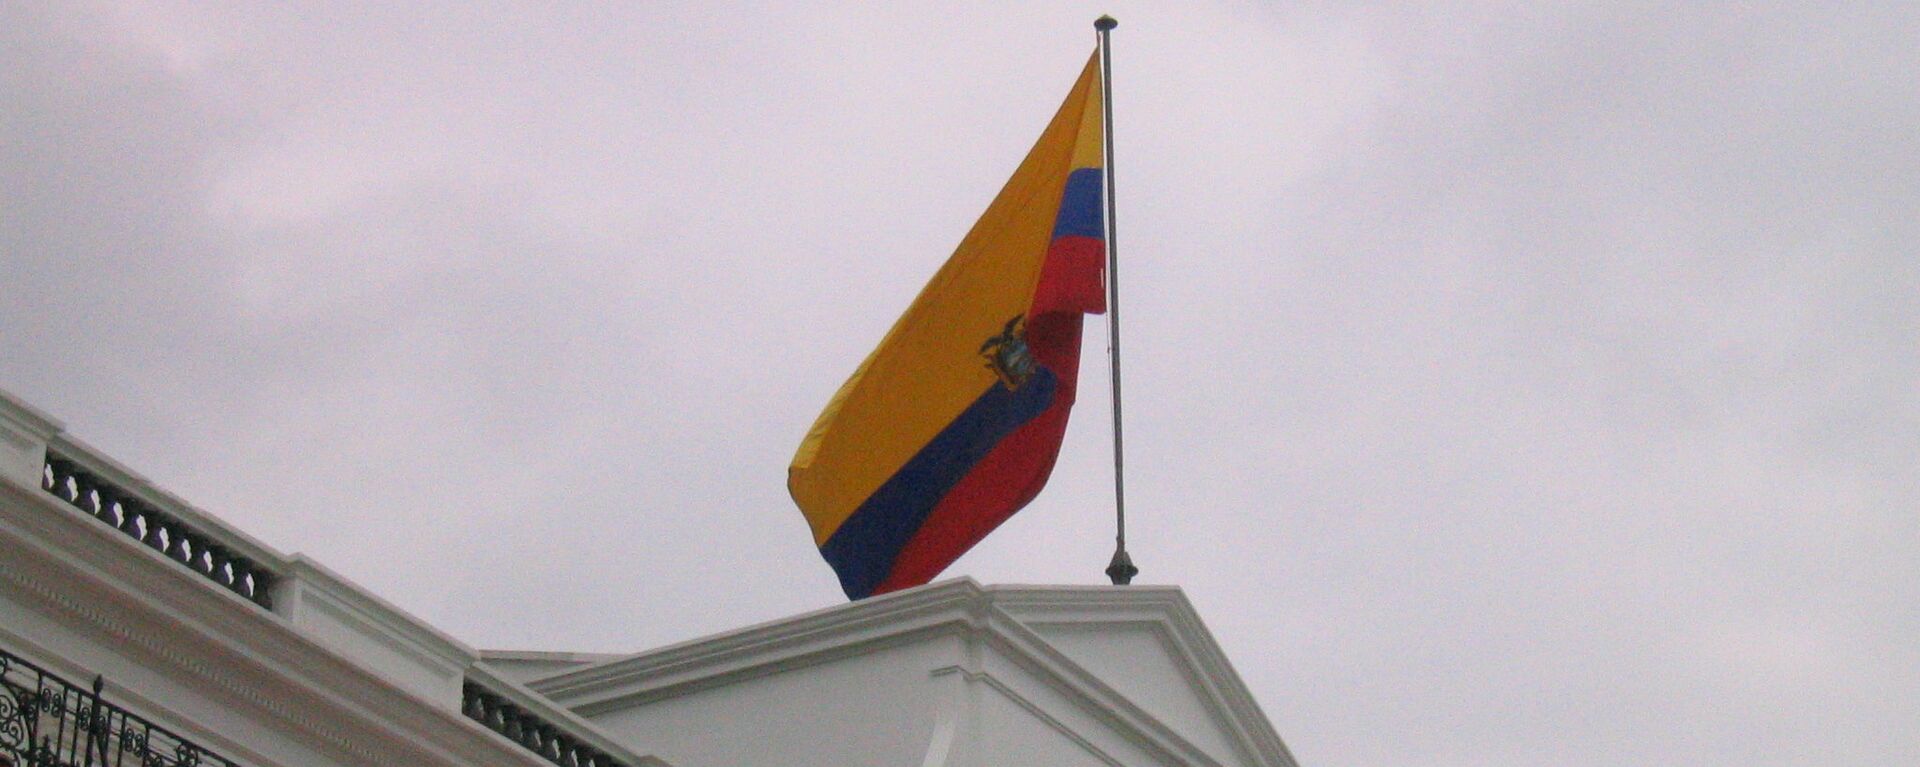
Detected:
left=1096, top=15, right=1139, bottom=587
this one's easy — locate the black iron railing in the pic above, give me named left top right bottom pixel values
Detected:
left=40, top=452, right=275, bottom=609
left=460, top=680, right=630, bottom=767
left=0, top=647, right=242, bottom=767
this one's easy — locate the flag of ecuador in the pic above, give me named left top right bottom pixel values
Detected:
left=790, top=53, right=1107, bottom=600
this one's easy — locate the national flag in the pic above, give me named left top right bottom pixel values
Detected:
left=789, top=51, right=1107, bottom=600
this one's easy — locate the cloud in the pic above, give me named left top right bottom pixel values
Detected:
left=3, top=3, right=1914, bottom=765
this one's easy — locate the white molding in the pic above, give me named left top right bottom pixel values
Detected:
left=277, top=555, right=474, bottom=706
left=283, top=555, right=476, bottom=660
left=973, top=607, right=1224, bottom=767
left=931, top=665, right=1126, bottom=767
left=992, top=587, right=1301, bottom=767
left=0, top=386, right=1289, bottom=767
left=482, top=649, right=627, bottom=664
left=467, top=661, right=668, bottom=767
left=0, top=621, right=303, bottom=767
left=0, top=388, right=60, bottom=487
left=533, top=579, right=992, bottom=713
left=0, top=476, right=652, bottom=767
left=43, top=431, right=289, bottom=575
left=918, top=665, right=970, bottom=767
left=479, top=649, right=629, bottom=686
left=531, top=580, right=1298, bottom=767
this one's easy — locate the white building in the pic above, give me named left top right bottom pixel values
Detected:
left=0, top=387, right=1299, bottom=767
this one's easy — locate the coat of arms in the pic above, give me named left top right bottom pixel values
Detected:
left=979, top=315, right=1039, bottom=389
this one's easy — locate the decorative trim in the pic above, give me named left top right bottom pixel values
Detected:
left=993, top=588, right=1301, bottom=767
left=533, top=579, right=1297, bottom=767
left=481, top=651, right=626, bottom=665
left=461, top=678, right=633, bottom=767
left=0, top=389, right=63, bottom=437
left=40, top=446, right=279, bottom=608
left=0, top=479, right=633, bottom=767
left=0, top=544, right=391, bottom=765
left=44, top=433, right=284, bottom=570
left=971, top=612, right=1223, bottom=767
left=464, top=663, right=660, bottom=767
left=533, top=580, right=992, bottom=712
left=0, top=645, right=244, bottom=767
left=929, top=665, right=1125, bottom=767
left=278, top=555, right=473, bottom=701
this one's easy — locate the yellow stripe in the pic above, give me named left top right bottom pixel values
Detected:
left=1070, top=65, right=1103, bottom=171
left=789, top=52, right=1102, bottom=545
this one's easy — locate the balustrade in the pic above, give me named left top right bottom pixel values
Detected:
left=39, top=452, right=275, bottom=609
left=460, top=680, right=630, bottom=767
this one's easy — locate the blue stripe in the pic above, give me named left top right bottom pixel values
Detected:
left=1051, top=168, right=1104, bottom=239
left=820, top=368, right=1058, bottom=599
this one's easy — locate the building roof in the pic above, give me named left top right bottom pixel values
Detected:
left=531, top=578, right=1299, bottom=767
left=1, top=385, right=1298, bottom=767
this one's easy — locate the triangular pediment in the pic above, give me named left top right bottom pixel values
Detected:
left=522, top=580, right=1296, bottom=767
left=1025, top=618, right=1245, bottom=761
left=989, top=587, right=1292, bottom=767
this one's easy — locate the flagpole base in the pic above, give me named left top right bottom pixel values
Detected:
left=1105, top=548, right=1138, bottom=585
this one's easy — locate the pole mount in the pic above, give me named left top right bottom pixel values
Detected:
left=1105, top=548, right=1138, bottom=585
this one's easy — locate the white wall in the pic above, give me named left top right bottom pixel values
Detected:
left=0, top=576, right=350, bottom=767
left=584, top=636, right=964, bottom=767
left=534, top=583, right=1298, bottom=767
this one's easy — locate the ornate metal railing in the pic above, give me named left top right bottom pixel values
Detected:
left=39, top=451, right=275, bottom=609
left=460, top=680, right=630, bottom=767
left=0, top=647, right=242, bottom=767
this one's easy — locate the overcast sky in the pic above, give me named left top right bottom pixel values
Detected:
left=4, top=3, right=1916, bottom=765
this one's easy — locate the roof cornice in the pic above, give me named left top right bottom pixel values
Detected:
left=533, top=581, right=1298, bottom=767
left=985, top=586, right=1300, bottom=767
left=533, top=578, right=992, bottom=712
left=0, top=476, right=655, bottom=767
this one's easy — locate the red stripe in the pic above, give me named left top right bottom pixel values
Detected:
left=872, top=314, right=1086, bottom=595
left=869, top=232, right=1104, bottom=596
left=1031, top=236, right=1106, bottom=316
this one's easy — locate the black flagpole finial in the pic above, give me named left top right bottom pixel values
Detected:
left=1105, top=548, right=1138, bottom=585
left=1095, top=15, right=1118, bottom=31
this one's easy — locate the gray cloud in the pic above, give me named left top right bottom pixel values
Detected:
left=4, top=3, right=1914, bottom=765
